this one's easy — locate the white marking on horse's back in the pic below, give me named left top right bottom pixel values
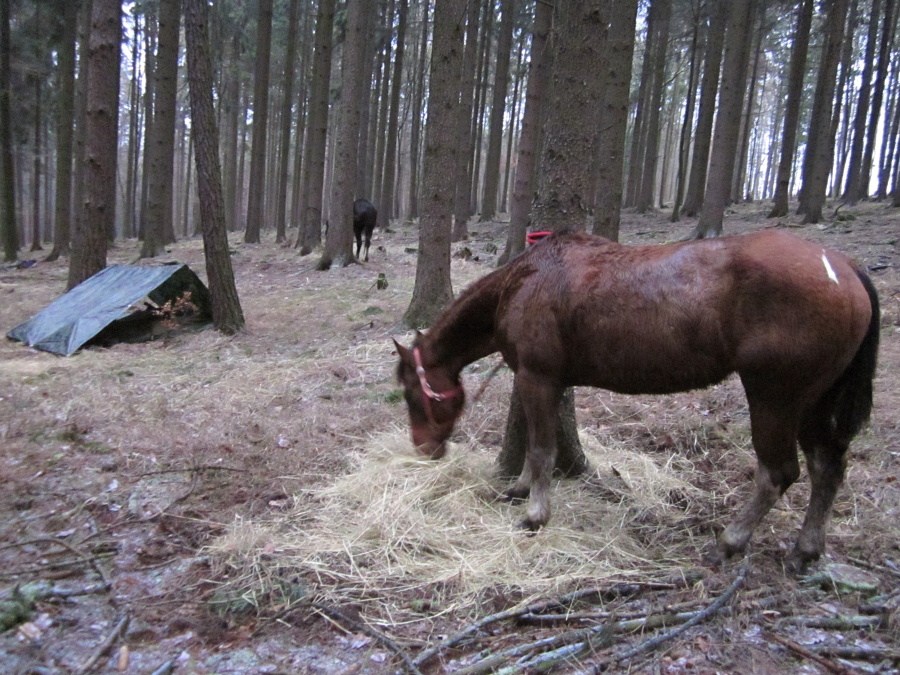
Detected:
left=821, top=252, right=839, bottom=284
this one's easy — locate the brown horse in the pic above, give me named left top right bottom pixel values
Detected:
left=395, top=230, right=880, bottom=571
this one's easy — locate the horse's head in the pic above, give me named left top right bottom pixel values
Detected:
left=394, top=335, right=465, bottom=459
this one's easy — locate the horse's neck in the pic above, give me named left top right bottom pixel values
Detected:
left=428, top=269, right=506, bottom=375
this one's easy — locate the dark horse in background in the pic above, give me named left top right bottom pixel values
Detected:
left=353, top=199, right=377, bottom=262
left=395, top=230, right=879, bottom=572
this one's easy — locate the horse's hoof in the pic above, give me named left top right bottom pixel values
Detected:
left=784, top=550, right=817, bottom=576
left=517, top=519, right=541, bottom=535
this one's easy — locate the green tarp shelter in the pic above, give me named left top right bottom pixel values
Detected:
left=7, top=264, right=212, bottom=356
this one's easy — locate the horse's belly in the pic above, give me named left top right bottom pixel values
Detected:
left=566, top=339, right=734, bottom=395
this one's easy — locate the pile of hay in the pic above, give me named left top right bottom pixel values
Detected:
left=207, top=429, right=703, bottom=620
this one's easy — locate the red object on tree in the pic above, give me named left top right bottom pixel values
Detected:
left=526, top=231, right=552, bottom=245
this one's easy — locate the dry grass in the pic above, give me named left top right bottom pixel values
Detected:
left=206, top=428, right=704, bottom=621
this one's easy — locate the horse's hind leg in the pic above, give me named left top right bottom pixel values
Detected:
left=719, top=394, right=801, bottom=560
left=790, top=407, right=850, bottom=572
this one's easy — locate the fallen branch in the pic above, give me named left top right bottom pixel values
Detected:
left=74, top=613, right=129, bottom=675
left=132, top=465, right=248, bottom=478
left=784, top=615, right=883, bottom=630
left=447, top=562, right=746, bottom=675
left=763, top=630, right=862, bottom=675
left=591, top=555, right=750, bottom=672
left=812, top=645, right=900, bottom=663
left=413, top=577, right=696, bottom=667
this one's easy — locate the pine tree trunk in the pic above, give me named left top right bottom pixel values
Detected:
left=46, top=0, right=78, bottom=261
left=451, top=0, right=479, bottom=240
left=244, top=0, right=274, bottom=243
left=593, top=0, right=638, bottom=239
left=142, top=0, right=181, bottom=258
left=403, top=0, right=465, bottom=328
left=680, top=0, right=727, bottom=217
left=635, top=0, right=672, bottom=213
left=500, top=0, right=550, bottom=265
left=671, top=5, right=702, bottom=222
left=183, top=0, right=244, bottom=335
left=0, top=0, right=18, bottom=262
left=68, top=0, right=121, bottom=288
left=319, top=0, right=374, bottom=269
left=798, top=0, right=850, bottom=223
left=691, top=0, right=755, bottom=239
left=479, top=0, right=514, bottom=222
left=378, top=0, right=409, bottom=230
left=408, top=0, right=430, bottom=220
left=843, top=0, right=881, bottom=204
left=769, top=0, right=813, bottom=218
left=297, top=0, right=336, bottom=253
left=274, top=0, right=300, bottom=243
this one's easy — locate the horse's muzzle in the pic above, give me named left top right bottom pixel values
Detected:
left=412, top=428, right=447, bottom=459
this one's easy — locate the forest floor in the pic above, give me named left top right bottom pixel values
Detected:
left=1, top=201, right=899, bottom=675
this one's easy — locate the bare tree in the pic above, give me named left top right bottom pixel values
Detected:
left=183, top=0, right=244, bottom=334
left=0, top=0, right=16, bottom=262
left=68, top=0, right=121, bottom=289
left=46, top=0, right=78, bottom=262
left=769, top=0, right=814, bottom=218
left=319, top=0, right=375, bottom=269
left=244, top=0, right=274, bottom=243
left=141, top=0, right=180, bottom=258
left=403, top=0, right=466, bottom=327
left=690, top=0, right=756, bottom=239
left=500, top=0, right=552, bottom=264
left=479, top=0, right=515, bottom=222
left=296, top=0, right=336, bottom=254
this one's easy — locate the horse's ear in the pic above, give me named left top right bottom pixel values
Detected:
left=392, top=338, right=409, bottom=359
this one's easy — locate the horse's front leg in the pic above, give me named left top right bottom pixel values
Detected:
left=516, top=372, right=563, bottom=531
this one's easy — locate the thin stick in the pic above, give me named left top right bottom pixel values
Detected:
left=610, top=556, right=749, bottom=664
left=413, top=580, right=681, bottom=666
left=763, top=630, right=862, bottom=675
left=74, top=614, right=129, bottom=675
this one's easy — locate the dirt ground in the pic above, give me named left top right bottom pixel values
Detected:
left=1, top=201, right=899, bottom=675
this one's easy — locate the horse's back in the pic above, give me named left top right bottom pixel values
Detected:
left=498, top=230, right=873, bottom=398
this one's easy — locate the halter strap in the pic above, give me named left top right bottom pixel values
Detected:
left=413, top=347, right=463, bottom=402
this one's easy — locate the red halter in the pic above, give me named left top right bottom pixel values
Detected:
left=413, top=347, right=463, bottom=426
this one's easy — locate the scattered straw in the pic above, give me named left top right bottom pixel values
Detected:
left=207, top=429, right=699, bottom=621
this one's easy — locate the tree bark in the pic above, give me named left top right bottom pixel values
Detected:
left=183, top=0, right=245, bottom=335
left=274, top=0, right=300, bottom=244
left=296, top=0, right=336, bottom=253
left=142, top=0, right=181, bottom=258
left=690, top=0, right=756, bottom=239
left=378, top=0, right=409, bottom=230
left=500, top=0, right=551, bottom=265
left=479, top=0, right=515, bottom=222
left=635, top=0, right=672, bottom=213
left=769, top=0, right=814, bottom=218
left=68, top=0, right=121, bottom=289
left=0, top=0, right=17, bottom=262
left=680, top=0, right=727, bottom=218
left=403, top=0, right=466, bottom=328
left=46, top=0, right=78, bottom=262
left=843, top=0, right=881, bottom=204
left=798, top=0, right=850, bottom=223
left=593, top=0, right=638, bottom=239
left=318, top=0, right=374, bottom=269
left=244, top=0, right=274, bottom=243
left=451, top=0, right=480, bottom=241
left=531, top=0, right=608, bottom=233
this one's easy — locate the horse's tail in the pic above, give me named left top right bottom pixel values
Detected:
left=828, top=270, right=880, bottom=444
